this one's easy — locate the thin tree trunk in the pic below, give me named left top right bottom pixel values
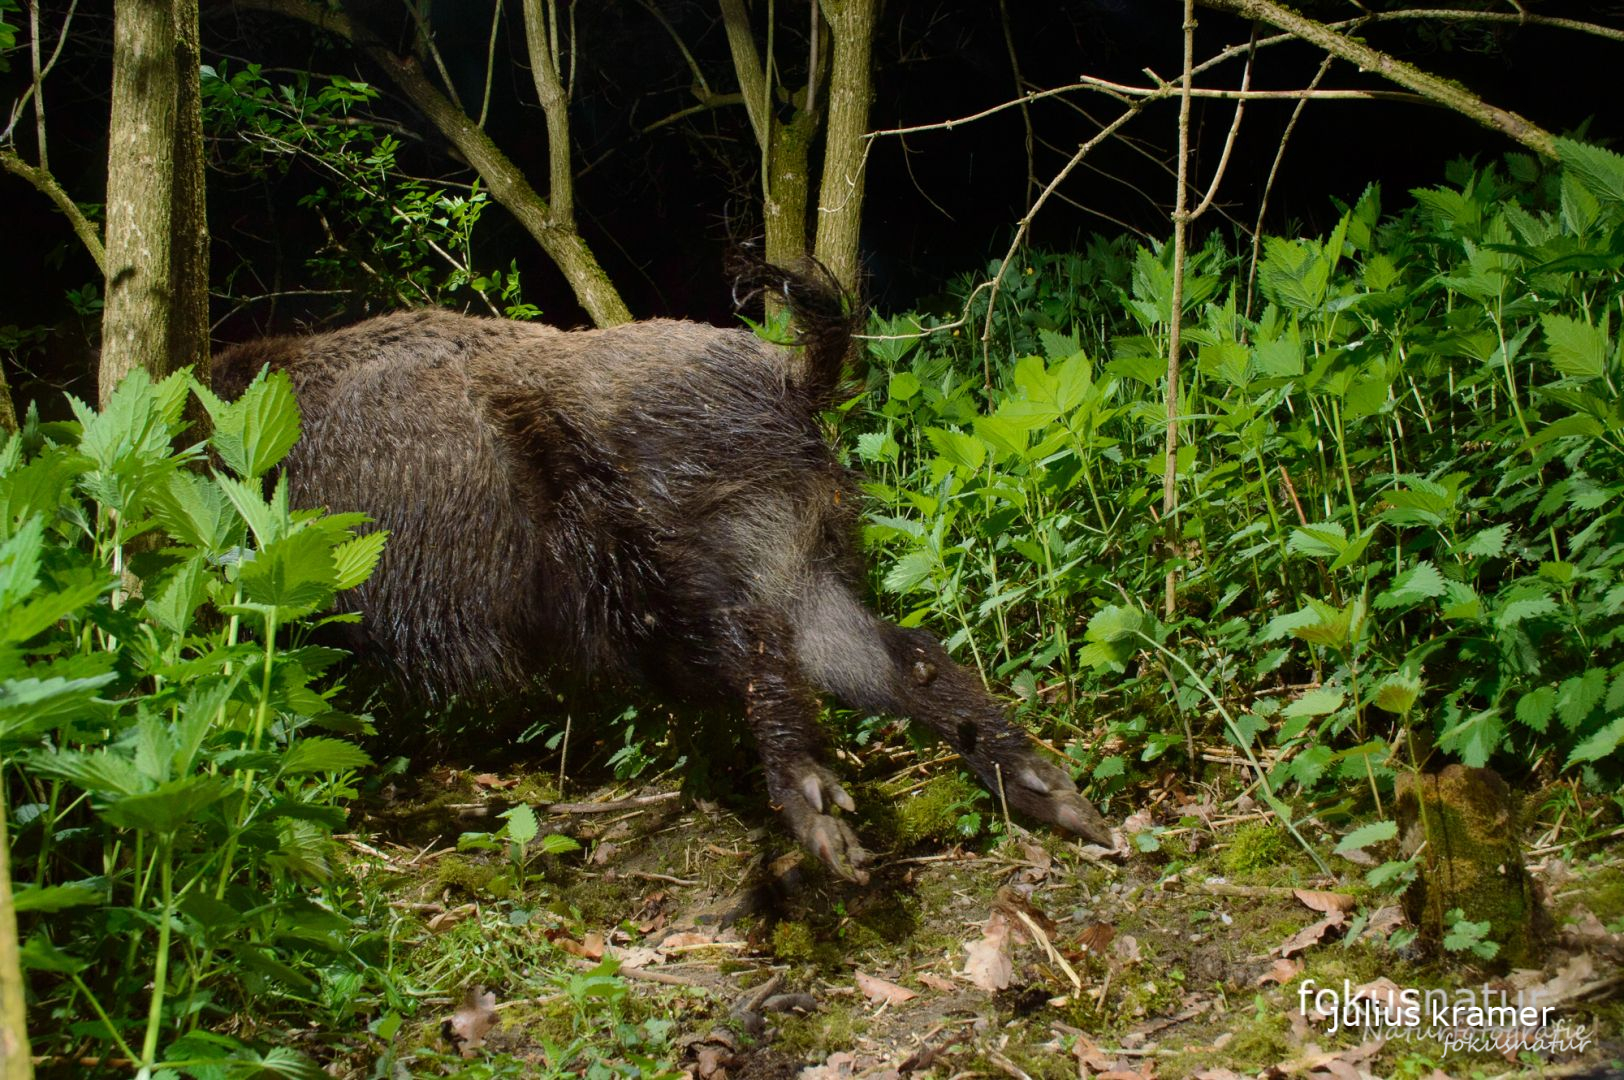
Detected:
left=520, top=0, right=575, bottom=229
left=813, top=0, right=875, bottom=293
left=168, top=0, right=209, bottom=386
left=0, top=797, right=34, bottom=1080
left=1163, top=0, right=1195, bottom=620
left=100, top=0, right=179, bottom=407
left=234, top=0, right=633, bottom=327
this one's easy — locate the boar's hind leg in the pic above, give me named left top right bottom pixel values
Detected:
left=794, top=585, right=1113, bottom=847
left=721, top=613, right=872, bottom=884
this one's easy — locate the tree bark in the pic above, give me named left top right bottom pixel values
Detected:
left=100, top=0, right=180, bottom=407
left=169, top=0, right=210, bottom=386
left=232, top=0, right=633, bottom=327
left=813, top=0, right=875, bottom=293
left=1194, top=0, right=1559, bottom=158
left=0, top=797, right=34, bottom=1080
left=520, top=0, right=575, bottom=229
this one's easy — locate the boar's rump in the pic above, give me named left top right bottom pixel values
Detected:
left=213, top=264, right=1111, bottom=881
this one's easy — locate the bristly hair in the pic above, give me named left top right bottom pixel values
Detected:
left=727, top=253, right=861, bottom=409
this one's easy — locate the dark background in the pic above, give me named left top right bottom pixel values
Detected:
left=3, top=1, right=1621, bottom=406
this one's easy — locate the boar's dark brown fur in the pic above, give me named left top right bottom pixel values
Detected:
left=213, top=266, right=1111, bottom=880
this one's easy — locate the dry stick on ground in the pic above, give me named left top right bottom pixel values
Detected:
left=1194, top=0, right=1559, bottom=158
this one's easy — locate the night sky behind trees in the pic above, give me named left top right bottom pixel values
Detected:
left=1, top=1, right=1620, bottom=408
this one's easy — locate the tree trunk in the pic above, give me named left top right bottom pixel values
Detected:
left=765, top=115, right=817, bottom=270
left=100, top=0, right=179, bottom=407
left=0, top=797, right=34, bottom=1080
left=168, top=0, right=209, bottom=387
left=813, top=0, right=876, bottom=293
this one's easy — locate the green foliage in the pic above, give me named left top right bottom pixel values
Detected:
left=853, top=149, right=1624, bottom=805
left=201, top=63, right=540, bottom=318
left=457, top=803, right=580, bottom=900
left=2, top=367, right=383, bottom=1073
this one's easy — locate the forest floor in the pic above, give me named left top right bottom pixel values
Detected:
left=302, top=753, right=1624, bottom=1080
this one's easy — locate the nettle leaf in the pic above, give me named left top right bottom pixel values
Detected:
left=100, top=775, right=232, bottom=834
left=1516, top=686, right=1557, bottom=733
left=238, top=527, right=341, bottom=618
left=1336, top=820, right=1397, bottom=856
left=1286, top=744, right=1335, bottom=789
left=1438, top=707, right=1503, bottom=767
left=1567, top=718, right=1624, bottom=769
left=1557, top=137, right=1624, bottom=208
left=501, top=803, right=539, bottom=845
left=1259, top=606, right=1320, bottom=643
left=281, top=737, right=372, bottom=775
left=12, top=879, right=107, bottom=913
left=1495, top=594, right=1558, bottom=629
left=1460, top=524, right=1510, bottom=560
left=538, top=833, right=581, bottom=855
left=881, top=551, right=934, bottom=595
left=332, top=530, right=387, bottom=592
left=1375, top=560, right=1447, bottom=611
left=1079, top=605, right=1144, bottom=672
left=1226, top=711, right=1270, bottom=750
left=1283, top=687, right=1346, bottom=718
left=887, top=370, right=921, bottom=403
left=1556, top=669, right=1608, bottom=732
left=1374, top=673, right=1422, bottom=715
left=925, top=427, right=986, bottom=472
left=1287, top=522, right=1346, bottom=560
left=1541, top=313, right=1610, bottom=381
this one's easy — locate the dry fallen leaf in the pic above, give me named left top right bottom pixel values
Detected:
left=1257, top=957, right=1302, bottom=986
left=658, top=930, right=717, bottom=954
left=555, top=932, right=605, bottom=960
left=1076, top=921, right=1117, bottom=956
left=445, top=985, right=498, bottom=1059
left=427, top=903, right=477, bottom=933
left=963, top=909, right=1015, bottom=992
left=473, top=773, right=519, bottom=790
left=1365, top=905, right=1407, bottom=938
left=1293, top=888, right=1356, bottom=915
left=1111, top=933, right=1142, bottom=964
left=855, top=971, right=916, bottom=1006
left=1271, top=911, right=1346, bottom=958
left=916, top=972, right=956, bottom=992
left=798, top=1050, right=861, bottom=1080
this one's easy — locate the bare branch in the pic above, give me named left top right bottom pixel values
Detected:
left=1074, top=74, right=1422, bottom=104
left=478, top=0, right=502, bottom=129
left=1189, top=30, right=1252, bottom=222
left=1194, top=0, right=1559, bottom=157
left=1163, top=0, right=1196, bottom=620
left=1246, top=54, right=1332, bottom=318
left=719, top=0, right=768, bottom=148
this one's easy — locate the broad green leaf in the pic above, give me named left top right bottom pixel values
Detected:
left=1460, top=524, right=1510, bottom=559
left=12, top=879, right=106, bottom=913
left=1374, top=673, right=1422, bottom=715
left=1336, top=820, right=1397, bottom=855
left=332, top=530, right=387, bottom=592
left=539, top=833, right=581, bottom=855
left=100, top=775, right=232, bottom=834
left=1557, top=137, right=1624, bottom=207
left=1283, top=687, right=1345, bottom=718
left=238, top=527, right=341, bottom=618
left=925, top=427, right=986, bottom=472
left=1566, top=718, right=1624, bottom=768
left=501, top=803, right=540, bottom=845
left=281, top=736, right=372, bottom=775
left=1287, top=522, right=1346, bottom=560
left=1555, top=669, right=1607, bottom=731
left=888, top=371, right=921, bottom=402
left=1437, top=707, right=1503, bottom=767
left=1515, top=687, right=1557, bottom=733
left=881, top=551, right=934, bottom=595
left=1495, top=595, right=1558, bottom=629
left=1542, top=313, right=1609, bottom=381
left=1375, top=561, right=1447, bottom=611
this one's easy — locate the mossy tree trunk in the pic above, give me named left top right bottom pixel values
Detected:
left=100, top=0, right=209, bottom=407
left=812, top=0, right=876, bottom=293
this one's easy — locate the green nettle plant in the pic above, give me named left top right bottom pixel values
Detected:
left=1, top=368, right=385, bottom=1076
left=853, top=141, right=1624, bottom=821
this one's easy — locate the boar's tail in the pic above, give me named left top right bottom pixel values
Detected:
left=731, top=257, right=860, bottom=409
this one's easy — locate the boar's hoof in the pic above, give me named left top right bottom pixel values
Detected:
left=795, top=762, right=857, bottom=814
left=800, top=812, right=872, bottom=885
left=1008, top=760, right=1113, bottom=847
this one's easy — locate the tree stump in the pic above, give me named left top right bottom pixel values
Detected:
left=1395, top=764, right=1543, bottom=967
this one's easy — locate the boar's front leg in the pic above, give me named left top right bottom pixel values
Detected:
left=721, top=613, right=871, bottom=884
left=794, top=586, right=1113, bottom=846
